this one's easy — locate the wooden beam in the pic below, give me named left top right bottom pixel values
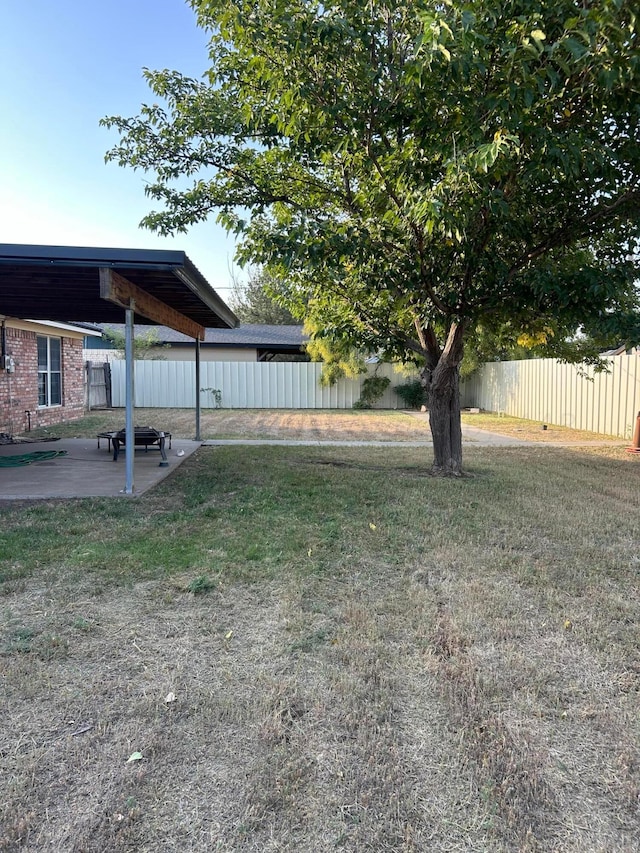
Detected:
left=99, top=268, right=205, bottom=340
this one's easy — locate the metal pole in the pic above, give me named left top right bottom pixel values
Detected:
left=196, top=338, right=201, bottom=441
left=195, top=336, right=201, bottom=441
left=124, top=306, right=135, bottom=494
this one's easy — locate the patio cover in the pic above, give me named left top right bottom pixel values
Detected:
left=0, top=243, right=238, bottom=493
left=0, top=243, right=236, bottom=330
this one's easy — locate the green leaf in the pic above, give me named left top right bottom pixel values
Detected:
left=103, top=0, right=640, bottom=471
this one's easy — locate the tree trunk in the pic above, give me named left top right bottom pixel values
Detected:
left=427, top=367, right=463, bottom=475
left=423, top=322, right=465, bottom=476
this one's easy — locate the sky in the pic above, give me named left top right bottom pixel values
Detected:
left=0, top=0, right=237, bottom=300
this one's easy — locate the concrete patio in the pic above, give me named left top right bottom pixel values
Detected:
left=0, top=437, right=201, bottom=499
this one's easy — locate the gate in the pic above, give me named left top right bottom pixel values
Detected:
left=86, top=361, right=112, bottom=410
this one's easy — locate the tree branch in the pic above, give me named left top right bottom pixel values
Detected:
left=508, top=188, right=640, bottom=277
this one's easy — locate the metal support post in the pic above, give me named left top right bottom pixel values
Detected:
left=124, top=306, right=135, bottom=493
left=195, top=336, right=201, bottom=441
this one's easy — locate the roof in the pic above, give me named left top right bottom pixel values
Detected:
left=0, top=243, right=238, bottom=329
left=7, top=318, right=102, bottom=337
left=600, top=345, right=639, bottom=357
left=96, top=323, right=307, bottom=349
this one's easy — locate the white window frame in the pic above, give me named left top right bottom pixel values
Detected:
left=37, top=335, right=62, bottom=408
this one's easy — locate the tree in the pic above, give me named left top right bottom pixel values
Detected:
left=303, top=315, right=368, bottom=385
left=230, top=266, right=298, bottom=325
left=102, top=326, right=169, bottom=360
left=103, top=0, right=640, bottom=474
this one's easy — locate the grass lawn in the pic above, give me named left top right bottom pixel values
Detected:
left=23, top=406, right=622, bottom=444
left=1, top=441, right=639, bottom=851
left=460, top=412, right=622, bottom=443
left=24, top=407, right=433, bottom=443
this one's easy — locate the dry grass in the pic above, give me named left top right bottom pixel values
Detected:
left=26, top=408, right=433, bottom=443
left=25, top=406, right=622, bottom=446
left=461, top=412, right=621, bottom=443
left=1, top=444, right=639, bottom=851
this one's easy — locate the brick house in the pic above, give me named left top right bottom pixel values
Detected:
left=0, top=318, right=99, bottom=436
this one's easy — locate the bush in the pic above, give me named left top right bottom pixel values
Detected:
left=353, top=375, right=391, bottom=409
left=394, top=380, right=426, bottom=409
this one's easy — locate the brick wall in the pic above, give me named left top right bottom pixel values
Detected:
left=0, top=327, right=86, bottom=435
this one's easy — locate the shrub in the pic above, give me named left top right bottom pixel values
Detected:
left=394, top=380, right=426, bottom=409
left=201, top=388, right=222, bottom=408
left=353, top=375, right=391, bottom=409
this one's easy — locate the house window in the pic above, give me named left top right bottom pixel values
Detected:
left=37, top=336, right=62, bottom=407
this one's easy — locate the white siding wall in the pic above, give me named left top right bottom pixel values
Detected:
left=144, top=347, right=258, bottom=362
left=461, top=353, right=640, bottom=439
left=110, top=360, right=408, bottom=410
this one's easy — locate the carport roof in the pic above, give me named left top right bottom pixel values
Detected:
left=0, top=243, right=238, bottom=329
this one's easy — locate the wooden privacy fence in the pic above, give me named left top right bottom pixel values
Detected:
left=461, top=352, right=640, bottom=439
left=85, top=361, right=112, bottom=410
left=109, top=360, right=406, bottom=410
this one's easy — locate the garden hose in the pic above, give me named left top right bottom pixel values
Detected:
left=0, top=450, right=68, bottom=467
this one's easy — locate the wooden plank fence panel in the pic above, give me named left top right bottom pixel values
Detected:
left=85, top=361, right=111, bottom=410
